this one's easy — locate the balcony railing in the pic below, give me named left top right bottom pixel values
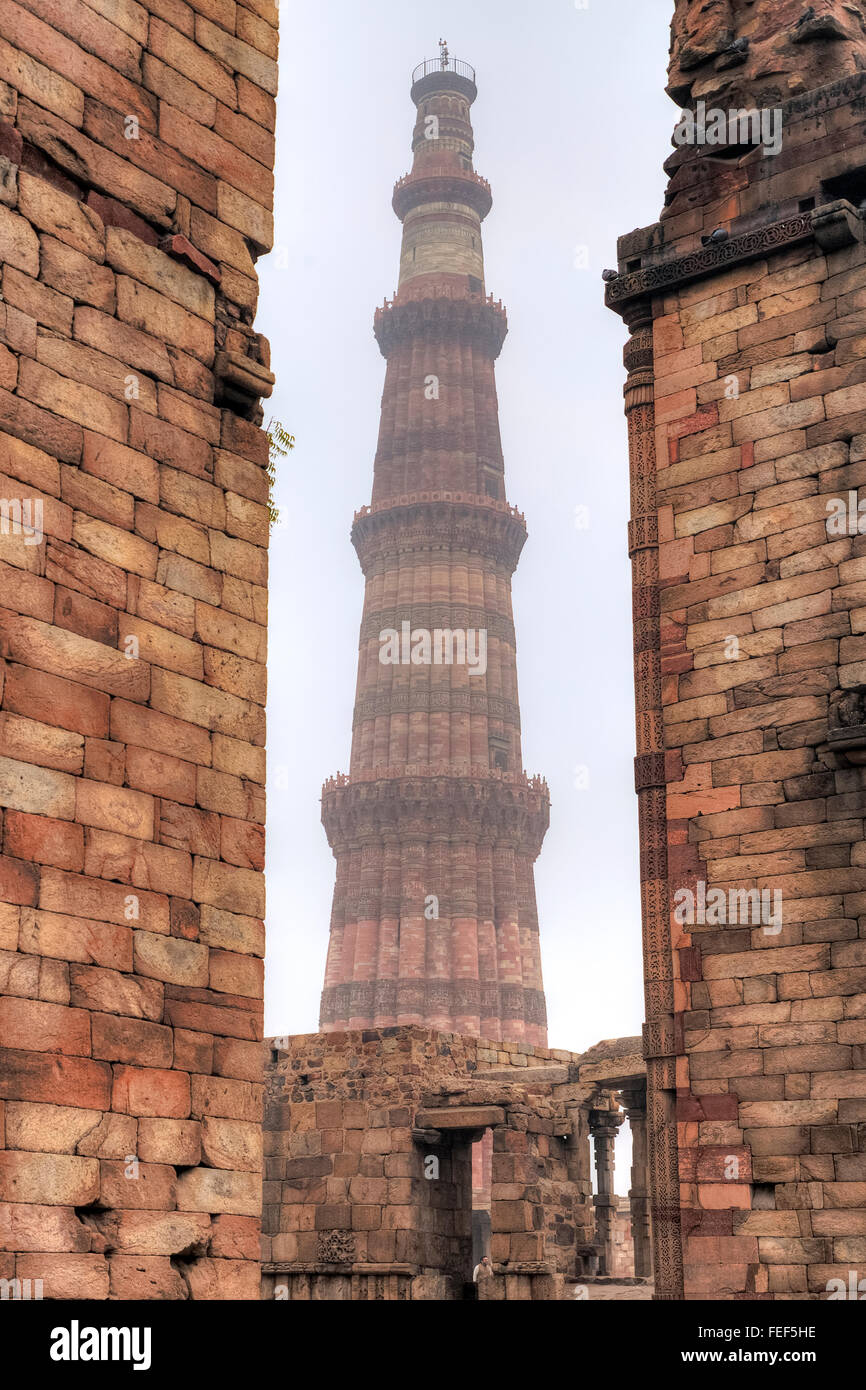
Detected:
left=411, top=57, right=476, bottom=84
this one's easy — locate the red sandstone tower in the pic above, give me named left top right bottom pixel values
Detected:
left=319, top=49, right=549, bottom=1046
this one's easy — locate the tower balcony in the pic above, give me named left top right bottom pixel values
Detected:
left=321, top=765, right=550, bottom=858
left=392, top=166, right=492, bottom=221
left=410, top=58, right=477, bottom=105
left=373, top=291, right=507, bottom=358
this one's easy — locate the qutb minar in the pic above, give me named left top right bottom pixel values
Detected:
left=318, top=46, right=550, bottom=1047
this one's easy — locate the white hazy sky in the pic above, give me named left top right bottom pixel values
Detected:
left=258, top=0, right=675, bottom=1078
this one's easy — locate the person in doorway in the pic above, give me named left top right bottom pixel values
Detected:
left=473, top=1255, right=492, bottom=1282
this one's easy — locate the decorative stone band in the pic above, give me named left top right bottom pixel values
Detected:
left=360, top=607, right=516, bottom=646
left=374, top=295, right=508, bottom=358
left=352, top=689, right=521, bottom=731
left=392, top=168, right=493, bottom=221
left=351, top=497, right=527, bottom=575
left=634, top=750, right=666, bottom=793
left=605, top=202, right=866, bottom=319
left=320, top=770, right=550, bottom=856
left=319, top=980, right=548, bottom=1028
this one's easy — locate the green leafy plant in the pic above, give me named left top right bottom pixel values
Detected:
left=265, top=418, right=294, bottom=530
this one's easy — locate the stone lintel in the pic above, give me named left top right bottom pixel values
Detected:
left=414, top=1105, right=505, bottom=1130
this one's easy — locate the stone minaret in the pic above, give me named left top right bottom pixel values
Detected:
left=319, top=51, right=549, bottom=1045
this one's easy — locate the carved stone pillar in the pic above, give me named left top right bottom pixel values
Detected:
left=622, top=1085, right=652, bottom=1280
left=623, top=305, right=683, bottom=1299
left=590, top=1110, right=621, bottom=1277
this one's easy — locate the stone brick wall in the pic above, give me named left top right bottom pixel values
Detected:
left=262, top=1026, right=604, bottom=1300
left=0, top=0, right=276, bottom=1300
left=607, top=29, right=866, bottom=1298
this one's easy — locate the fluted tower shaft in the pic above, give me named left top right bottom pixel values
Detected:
left=319, top=57, right=549, bottom=1045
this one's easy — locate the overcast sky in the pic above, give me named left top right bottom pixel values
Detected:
left=258, top=0, right=674, bottom=1085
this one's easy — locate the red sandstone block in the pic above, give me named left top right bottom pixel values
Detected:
left=108, top=1254, right=187, bottom=1299
left=137, top=1118, right=202, bottom=1167
left=153, top=668, right=265, bottom=744
left=83, top=738, right=125, bottom=787
left=172, top=1030, right=212, bottom=1077
left=201, top=1116, right=260, bottom=1171
left=46, top=537, right=129, bottom=612
left=133, top=929, right=208, bottom=986
left=91, top=1013, right=172, bottom=1067
left=69, top=963, right=163, bottom=1021
left=20, top=909, right=131, bottom=970
left=122, top=615, right=205, bottom=682
left=199, top=905, right=263, bottom=957
left=18, top=1251, right=109, bottom=1298
left=0, top=207, right=39, bottom=279
left=125, top=745, right=196, bottom=805
left=190, top=1074, right=262, bottom=1122
left=90, top=1208, right=211, bottom=1258
left=76, top=780, right=154, bottom=841
left=4, top=666, right=107, bottom=739
left=72, top=512, right=157, bottom=580
left=163, top=997, right=260, bottom=1040
left=3, top=810, right=82, bottom=870
left=0, top=854, right=39, bottom=905
left=169, top=898, right=199, bottom=942
left=0, top=562, right=53, bottom=625
left=0, top=428, right=60, bottom=495
left=209, top=949, right=263, bottom=999
left=209, top=1213, right=259, bottom=1260
left=0, top=997, right=90, bottom=1055
left=0, top=1049, right=110, bottom=1108
left=219, top=817, right=265, bottom=871
left=110, top=698, right=212, bottom=767
left=193, top=857, right=265, bottom=916
left=100, top=1160, right=177, bottom=1211
left=213, top=1037, right=263, bottom=1082
left=159, top=801, right=220, bottom=857
left=176, top=1166, right=261, bottom=1217
left=0, top=1201, right=92, bottom=1252
left=184, top=1257, right=261, bottom=1296
left=54, top=585, right=119, bottom=648
left=112, top=1065, right=190, bottom=1118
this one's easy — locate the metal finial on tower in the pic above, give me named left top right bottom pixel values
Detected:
left=439, top=37, right=450, bottom=69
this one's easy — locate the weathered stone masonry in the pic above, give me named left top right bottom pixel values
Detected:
left=0, top=0, right=277, bottom=1299
left=262, top=1027, right=647, bottom=1300
left=607, top=1, right=866, bottom=1300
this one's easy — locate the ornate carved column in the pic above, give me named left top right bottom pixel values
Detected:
left=590, top=1109, right=622, bottom=1277
left=624, top=304, right=683, bottom=1299
left=622, top=1085, right=652, bottom=1280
